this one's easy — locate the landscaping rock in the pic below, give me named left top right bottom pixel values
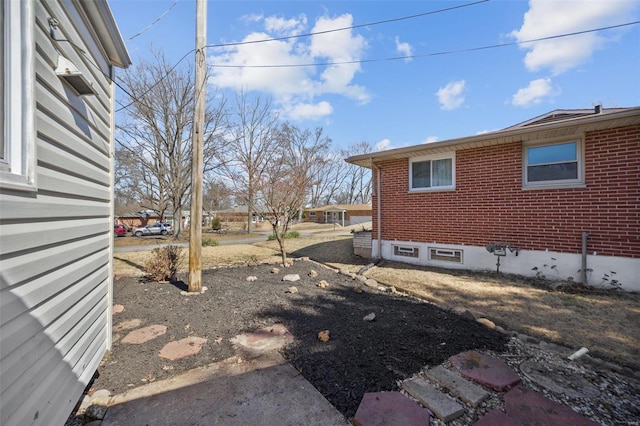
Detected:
left=476, top=318, right=496, bottom=329
left=317, top=280, right=329, bottom=288
left=363, top=313, right=376, bottom=322
left=271, top=267, right=279, bottom=274
left=353, top=286, right=363, bottom=294
left=121, top=325, right=167, bottom=344
left=246, top=276, right=258, bottom=282
left=159, top=336, right=208, bottom=361
left=282, top=274, right=300, bottom=282
left=318, top=330, right=330, bottom=342
left=308, top=270, right=319, bottom=277
left=364, top=278, right=378, bottom=289
left=113, top=319, right=142, bottom=333
left=285, top=286, right=298, bottom=294
left=112, top=304, right=125, bottom=314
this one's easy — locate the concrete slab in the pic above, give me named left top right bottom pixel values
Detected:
left=402, top=377, right=464, bottom=422
left=103, top=352, right=348, bottom=426
left=425, top=365, right=489, bottom=407
left=353, top=392, right=430, bottom=426
left=504, top=386, right=600, bottom=426
left=449, top=351, right=521, bottom=391
left=473, top=410, right=520, bottom=426
left=121, top=325, right=167, bottom=344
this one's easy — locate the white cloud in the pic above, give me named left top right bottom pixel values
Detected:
left=265, top=15, right=307, bottom=35
left=422, top=136, right=439, bottom=144
left=283, top=101, right=333, bottom=121
left=395, top=36, right=413, bottom=62
left=209, top=13, right=370, bottom=120
left=511, top=78, right=556, bottom=107
left=376, top=139, right=392, bottom=151
left=436, top=80, right=466, bottom=110
left=511, top=0, right=637, bottom=75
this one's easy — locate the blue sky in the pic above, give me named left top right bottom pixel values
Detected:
left=109, top=0, right=640, bottom=151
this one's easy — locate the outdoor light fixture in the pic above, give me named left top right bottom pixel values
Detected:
left=55, top=54, right=97, bottom=96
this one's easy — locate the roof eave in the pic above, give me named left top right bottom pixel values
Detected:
left=346, top=107, right=640, bottom=168
left=80, top=0, right=131, bottom=68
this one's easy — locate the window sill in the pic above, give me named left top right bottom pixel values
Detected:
left=522, top=182, right=586, bottom=191
left=409, top=187, right=456, bottom=193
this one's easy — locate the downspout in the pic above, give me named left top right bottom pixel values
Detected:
left=371, top=159, right=382, bottom=259
left=582, top=231, right=589, bottom=284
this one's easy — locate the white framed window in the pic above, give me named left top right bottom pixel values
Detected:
left=523, top=140, right=584, bottom=189
left=409, top=153, right=455, bottom=191
left=393, top=245, right=419, bottom=258
left=429, top=247, right=463, bottom=263
left=1, top=0, right=36, bottom=190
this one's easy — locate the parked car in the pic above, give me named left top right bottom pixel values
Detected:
left=114, top=224, right=127, bottom=237
left=132, top=222, right=172, bottom=237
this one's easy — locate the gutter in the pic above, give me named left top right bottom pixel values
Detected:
left=371, top=159, right=382, bottom=259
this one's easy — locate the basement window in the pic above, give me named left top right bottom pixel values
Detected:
left=394, top=245, right=419, bottom=258
left=429, top=248, right=463, bottom=263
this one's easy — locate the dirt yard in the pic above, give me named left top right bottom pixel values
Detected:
left=113, top=233, right=640, bottom=370
left=102, top=260, right=508, bottom=419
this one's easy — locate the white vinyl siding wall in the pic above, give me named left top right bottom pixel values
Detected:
left=0, top=1, right=119, bottom=425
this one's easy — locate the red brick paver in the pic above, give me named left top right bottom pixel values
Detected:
left=354, top=392, right=430, bottom=426
left=449, top=351, right=521, bottom=391
left=505, top=386, right=599, bottom=426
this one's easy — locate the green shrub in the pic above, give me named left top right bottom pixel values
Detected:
left=211, top=217, right=221, bottom=231
left=144, top=245, right=183, bottom=282
left=202, top=238, right=219, bottom=247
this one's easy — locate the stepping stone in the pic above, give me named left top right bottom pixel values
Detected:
left=402, top=377, right=464, bottom=422
left=449, top=351, right=521, bottom=391
left=473, top=410, right=520, bottom=426
left=425, top=365, right=489, bottom=407
left=504, top=386, right=600, bottom=426
left=113, top=304, right=125, bottom=314
left=159, top=336, right=208, bottom=361
left=113, top=319, right=142, bottom=333
left=354, top=392, right=430, bottom=426
left=519, top=360, right=601, bottom=398
left=121, top=325, right=167, bottom=344
left=230, top=324, right=293, bottom=358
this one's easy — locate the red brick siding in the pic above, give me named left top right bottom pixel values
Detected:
left=372, top=125, right=640, bottom=258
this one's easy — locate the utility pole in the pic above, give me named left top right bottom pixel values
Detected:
left=189, top=0, right=207, bottom=293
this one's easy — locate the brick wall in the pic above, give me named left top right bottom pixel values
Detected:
left=373, top=125, right=640, bottom=258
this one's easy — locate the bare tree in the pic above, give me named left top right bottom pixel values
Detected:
left=115, top=49, right=227, bottom=238
left=217, top=93, right=279, bottom=233
left=254, top=124, right=330, bottom=265
left=203, top=178, right=233, bottom=225
left=335, top=141, right=374, bottom=204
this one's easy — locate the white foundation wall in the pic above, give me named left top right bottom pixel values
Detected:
left=372, top=240, right=640, bottom=292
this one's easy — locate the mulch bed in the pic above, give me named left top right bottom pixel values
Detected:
left=96, top=259, right=508, bottom=419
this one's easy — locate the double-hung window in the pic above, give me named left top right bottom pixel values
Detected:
left=1, top=0, right=36, bottom=190
left=409, top=153, right=455, bottom=191
left=523, top=140, right=583, bottom=188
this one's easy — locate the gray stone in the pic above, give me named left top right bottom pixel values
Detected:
left=363, top=313, right=376, bottom=322
left=282, top=274, right=300, bottom=282
left=364, top=278, right=378, bottom=288
left=377, top=285, right=389, bottom=292
left=285, top=286, right=298, bottom=294
left=457, top=309, right=476, bottom=321
left=402, top=377, right=464, bottom=422
left=494, top=326, right=506, bottom=334
left=425, top=365, right=489, bottom=407
left=519, top=360, right=601, bottom=398
left=354, top=275, right=367, bottom=282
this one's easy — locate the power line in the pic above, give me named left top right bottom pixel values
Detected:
left=127, top=0, right=180, bottom=40
left=208, top=20, right=640, bottom=69
left=115, top=49, right=195, bottom=113
left=206, top=0, right=490, bottom=49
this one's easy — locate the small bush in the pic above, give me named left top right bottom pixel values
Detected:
left=144, top=245, right=183, bottom=282
left=267, top=230, right=300, bottom=241
left=211, top=217, right=221, bottom=231
left=202, top=238, right=219, bottom=247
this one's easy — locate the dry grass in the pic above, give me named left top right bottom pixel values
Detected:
left=112, top=233, right=640, bottom=370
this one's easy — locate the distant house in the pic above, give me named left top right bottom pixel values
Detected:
left=116, top=210, right=160, bottom=229
left=215, top=206, right=264, bottom=224
left=0, top=1, right=130, bottom=425
left=346, top=107, right=640, bottom=291
left=305, top=204, right=372, bottom=226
